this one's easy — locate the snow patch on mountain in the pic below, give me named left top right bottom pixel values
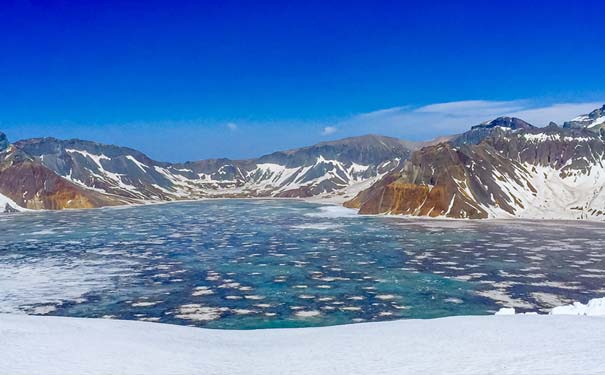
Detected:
left=0, top=192, right=22, bottom=213
left=477, top=162, right=605, bottom=220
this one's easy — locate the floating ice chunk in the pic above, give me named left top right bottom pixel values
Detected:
left=233, top=309, right=254, bottom=315
left=131, top=301, right=163, bottom=307
left=30, top=304, right=57, bottom=315
left=191, top=287, right=214, bottom=296
left=175, top=304, right=228, bottom=321
left=295, top=310, right=321, bottom=317
left=495, top=307, right=516, bottom=315
left=292, top=223, right=344, bottom=230
left=375, top=294, right=397, bottom=301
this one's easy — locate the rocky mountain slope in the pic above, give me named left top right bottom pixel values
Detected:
left=346, top=112, right=605, bottom=220
left=563, top=104, right=605, bottom=134
left=4, top=105, right=605, bottom=219
left=0, top=132, right=127, bottom=212
left=0, top=133, right=416, bottom=211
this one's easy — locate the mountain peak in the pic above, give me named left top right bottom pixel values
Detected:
left=474, top=117, right=535, bottom=130
left=451, top=117, right=535, bottom=147
left=564, top=105, right=605, bottom=132
left=0, top=131, right=8, bottom=151
left=315, top=134, right=416, bottom=148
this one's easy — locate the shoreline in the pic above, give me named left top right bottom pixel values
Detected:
left=3, top=195, right=605, bottom=224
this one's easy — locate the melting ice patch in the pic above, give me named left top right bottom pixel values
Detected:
left=305, top=205, right=358, bottom=218
left=0, top=257, right=137, bottom=314
left=292, top=223, right=344, bottom=231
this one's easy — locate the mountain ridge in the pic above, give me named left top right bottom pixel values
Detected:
left=2, top=105, right=605, bottom=220
left=1, top=133, right=417, bottom=210
left=346, top=113, right=605, bottom=220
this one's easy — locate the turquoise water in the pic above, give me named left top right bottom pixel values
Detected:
left=0, top=200, right=603, bottom=329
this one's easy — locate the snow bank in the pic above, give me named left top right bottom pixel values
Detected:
left=1, top=313, right=604, bottom=375
left=494, top=307, right=516, bottom=315
left=550, top=297, right=605, bottom=316
left=494, top=298, right=605, bottom=317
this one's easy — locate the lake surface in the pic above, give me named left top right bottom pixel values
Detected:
left=0, top=200, right=603, bottom=329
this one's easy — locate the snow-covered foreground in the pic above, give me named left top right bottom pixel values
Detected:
left=1, top=313, right=604, bottom=375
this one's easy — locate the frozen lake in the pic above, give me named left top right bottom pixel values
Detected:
left=0, top=200, right=603, bottom=328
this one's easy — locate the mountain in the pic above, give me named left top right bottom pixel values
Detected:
left=563, top=105, right=605, bottom=133
left=4, top=105, right=605, bottom=219
left=0, top=132, right=9, bottom=151
left=0, top=135, right=128, bottom=212
left=14, top=137, right=180, bottom=201
left=346, top=113, right=605, bottom=220
left=450, top=117, right=535, bottom=146
left=0, top=134, right=417, bottom=211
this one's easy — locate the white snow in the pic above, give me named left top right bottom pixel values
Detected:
left=0, top=257, right=136, bottom=314
left=64, top=149, right=144, bottom=197
left=125, top=155, right=149, bottom=172
left=0, top=192, right=23, bottom=212
left=65, top=149, right=110, bottom=169
left=550, top=297, right=605, bottom=316
left=493, top=298, right=605, bottom=317
left=421, top=151, right=605, bottom=221
left=521, top=133, right=593, bottom=143
left=305, top=205, right=358, bottom=218
left=494, top=307, right=516, bottom=315
left=570, top=113, right=605, bottom=130
left=492, top=162, right=605, bottom=220
left=1, top=313, right=604, bottom=375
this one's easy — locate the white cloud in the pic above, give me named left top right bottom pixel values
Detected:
left=414, top=100, right=527, bottom=116
left=321, top=126, right=338, bottom=135
left=334, top=99, right=604, bottom=141
left=226, top=122, right=238, bottom=131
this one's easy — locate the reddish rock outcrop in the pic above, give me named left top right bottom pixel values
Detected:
left=0, top=161, right=126, bottom=210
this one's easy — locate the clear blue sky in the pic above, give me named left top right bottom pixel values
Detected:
left=1, top=0, right=604, bottom=161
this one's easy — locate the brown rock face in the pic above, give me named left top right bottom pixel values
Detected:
left=346, top=126, right=605, bottom=219
left=347, top=143, right=491, bottom=218
left=0, top=162, right=125, bottom=210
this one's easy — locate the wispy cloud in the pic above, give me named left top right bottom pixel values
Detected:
left=414, top=100, right=527, bottom=117
left=321, top=126, right=338, bottom=135
left=335, top=99, right=604, bottom=141
left=226, top=122, right=238, bottom=131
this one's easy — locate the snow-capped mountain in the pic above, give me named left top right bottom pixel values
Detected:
left=14, top=137, right=180, bottom=202
left=564, top=105, right=605, bottom=133
left=0, top=135, right=128, bottom=211
left=0, top=134, right=416, bottom=210
left=3, top=105, right=605, bottom=219
left=450, top=117, right=535, bottom=146
left=346, top=112, right=605, bottom=220
left=167, top=135, right=414, bottom=199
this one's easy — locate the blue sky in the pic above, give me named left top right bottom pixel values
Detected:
left=1, top=0, right=604, bottom=161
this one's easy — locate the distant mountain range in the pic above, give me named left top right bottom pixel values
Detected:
left=0, top=132, right=419, bottom=212
left=1, top=105, right=604, bottom=220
